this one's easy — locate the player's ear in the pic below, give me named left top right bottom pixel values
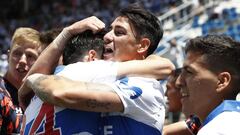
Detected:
left=137, top=38, right=150, bottom=54
left=216, top=72, right=231, bottom=93
left=88, top=50, right=98, bottom=61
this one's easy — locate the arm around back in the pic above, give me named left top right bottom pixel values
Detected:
left=117, top=55, right=175, bottom=80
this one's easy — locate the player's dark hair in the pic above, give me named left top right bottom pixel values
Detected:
left=63, top=30, right=105, bottom=65
left=119, top=3, right=163, bottom=56
left=185, top=34, right=240, bottom=97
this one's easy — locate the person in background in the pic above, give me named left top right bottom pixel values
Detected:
left=39, top=28, right=62, bottom=64
left=0, top=27, right=42, bottom=134
left=165, top=68, right=182, bottom=123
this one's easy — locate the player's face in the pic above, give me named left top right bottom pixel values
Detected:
left=166, top=76, right=182, bottom=112
left=103, top=16, right=140, bottom=61
left=176, top=51, right=219, bottom=119
left=7, top=41, right=39, bottom=88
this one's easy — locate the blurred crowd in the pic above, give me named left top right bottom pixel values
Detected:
left=0, top=0, right=182, bottom=54
left=0, top=0, right=183, bottom=75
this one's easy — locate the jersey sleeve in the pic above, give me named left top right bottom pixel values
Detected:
left=106, top=77, right=166, bottom=130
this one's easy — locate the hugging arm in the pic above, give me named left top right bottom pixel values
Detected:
left=26, top=74, right=123, bottom=112
left=117, top=54, right=175, bottom=80
left=20, top=54, right=174, bottom=110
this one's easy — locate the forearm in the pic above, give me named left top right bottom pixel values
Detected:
left=26, top=28, right=72, bottom=77
left=18, top=82, right=34, bottom=110
left=27, top=74, right=123, bottom=112
left=117, top=55, right=175, bottom=80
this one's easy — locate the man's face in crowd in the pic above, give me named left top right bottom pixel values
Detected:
left=166, top=75, right=182, bottom=112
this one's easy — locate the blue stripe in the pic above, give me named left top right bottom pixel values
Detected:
left=203, top=100, right=240, bottom=126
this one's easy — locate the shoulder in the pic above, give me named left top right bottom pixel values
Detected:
left=199, top=112, right=240, bottom=135
left=109, top=77, right=165, bottom=113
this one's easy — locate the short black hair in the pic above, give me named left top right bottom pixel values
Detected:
left=63, top=30, right=106, bottom=65
left=185, top=34, right=240, bottom=96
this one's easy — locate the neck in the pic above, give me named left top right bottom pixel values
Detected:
left=4, top=72, right=21, bottom=89
left=134, top=54, right=145, bottom=60
left=199, top=100, right=223, bottom=123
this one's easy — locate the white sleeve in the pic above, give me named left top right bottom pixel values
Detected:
left=106, top=77, right=166, bottom=130
left=56, top=60, right=119, bottom=83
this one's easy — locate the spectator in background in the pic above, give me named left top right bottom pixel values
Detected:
left=165, top=68, right=182, bottom=123
left=0, top=27, right=42, bottom=134
left=163, top=38, right=184, bottom=68
left=39, top=28, right=62, bottom=51
left=39, top=28, right=63, bottom=64
left=0, top=54, right=8, bottom=75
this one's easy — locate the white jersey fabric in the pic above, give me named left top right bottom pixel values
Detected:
left=101, top=77, right=165, bottom=134
left=198, top=100, right=240, bottom=135
left=56, top=60, right=117, bottom=82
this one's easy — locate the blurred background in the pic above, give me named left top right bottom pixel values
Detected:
left=0, top=0, right=239, bottom=124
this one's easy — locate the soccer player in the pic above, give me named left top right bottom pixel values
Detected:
left=0, top=27, right=42, bottom=134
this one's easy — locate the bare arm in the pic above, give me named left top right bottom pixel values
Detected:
left=117, top=55, right=175, bottom=80
left=26, top=74, right=123, bottom=112
left=18, top=16, right=105, bottom=108
left=24, top=16, right=105, bottom=77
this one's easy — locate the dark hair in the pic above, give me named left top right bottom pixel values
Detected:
left=173, top=68, right=182, bottom=77
left=62, top=30, right=105, bottom=65
left=40, top=28, right=62, bottom=48
left=119, top=3, right=163, bottom=56
left=168, top=68, right=182, bottom=85
left=185, top=34, right=240, bottom=95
